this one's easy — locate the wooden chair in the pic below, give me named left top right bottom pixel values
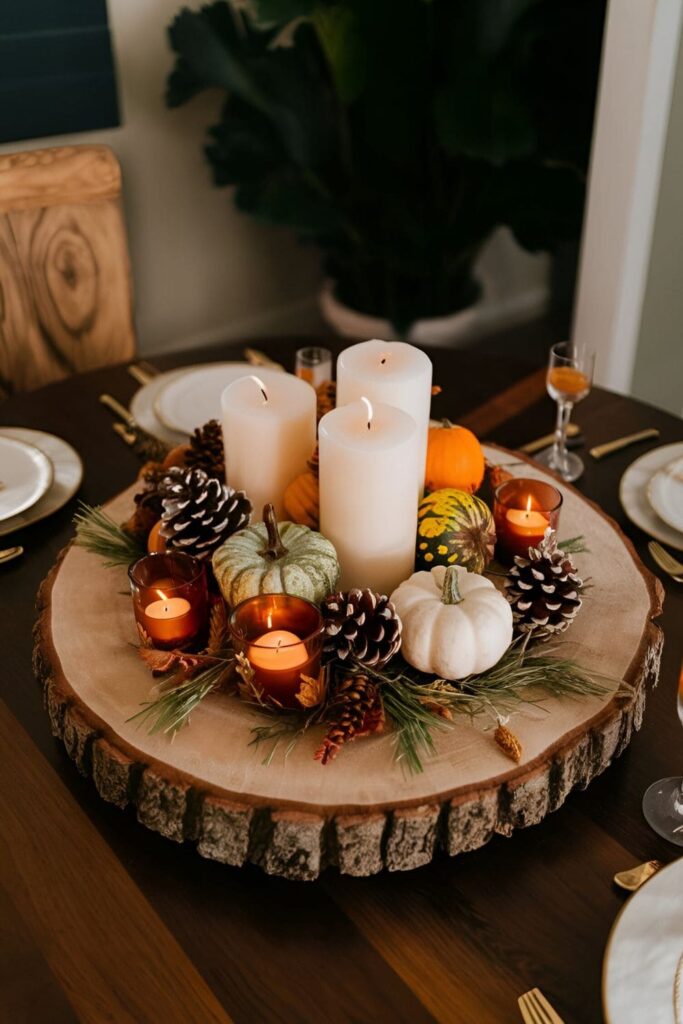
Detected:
left=0, top=144, right=135, bottom=397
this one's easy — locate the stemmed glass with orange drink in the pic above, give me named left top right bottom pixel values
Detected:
left=536, top=341, right=595, bottom=482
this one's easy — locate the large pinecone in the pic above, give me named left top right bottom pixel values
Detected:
left=315, top=674, right=383, bottom=765
left=321, top=589, right=402, bottom=667
left=504, top=528, right=583, bottom=638
left=159, top=467, right=251, bottom=560
left=186, top=419, right=225, bottom=481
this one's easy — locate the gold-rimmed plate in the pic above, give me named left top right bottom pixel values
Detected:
left=0, top=435, right=53, bottom=521
left=0, top=428, right=82, bottom=537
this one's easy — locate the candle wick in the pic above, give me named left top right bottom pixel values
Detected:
left=246, top=374, right=268, bottom=404
left=380, top=357, right=387, bottom=365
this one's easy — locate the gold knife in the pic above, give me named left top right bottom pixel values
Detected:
left=590, top=428, right=659, bottom=460
left=520, top=423, right=580, bottom=454
left=243, top=347, right=286, bottom=372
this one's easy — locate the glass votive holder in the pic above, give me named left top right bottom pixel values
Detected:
left=229, top=593, right=324, bottom=709
left=295, top=346, right=333, bottom=389
left=493, top=477, right=563, bottom=564
left=128, top=552, right=209, bottom=649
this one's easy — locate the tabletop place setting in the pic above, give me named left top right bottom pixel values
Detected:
left=0, top=331, right=672, bottom=1023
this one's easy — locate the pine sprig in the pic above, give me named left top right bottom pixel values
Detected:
left=74, top=502, right=145, bottom=567
left=558, top=535, right=588, bottom=554
left=128, top=664, right=228, bottom=736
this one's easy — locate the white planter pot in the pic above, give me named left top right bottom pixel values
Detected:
left=319, top=279, right=481, bottom=347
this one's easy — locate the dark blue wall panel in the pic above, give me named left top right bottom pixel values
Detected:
left=0, top=1, right=120, bottom=143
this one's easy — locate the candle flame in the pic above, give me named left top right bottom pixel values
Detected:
left=525, top=495, right=532, bottom=513
left=157, top=589, right=168, bottom=601
left=246, top=374, right=268, bottom=403
left=361, top=395, right=373, bottom=430
left=266, top=613, right=273, bottom=630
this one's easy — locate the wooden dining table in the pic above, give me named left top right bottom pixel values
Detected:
left=1, top=337, right=681, bottom=1024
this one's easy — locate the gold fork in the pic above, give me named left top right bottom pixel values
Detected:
left=648, top=541, right=683, bottom=582
left=518, top=988, right=566, bottom=1024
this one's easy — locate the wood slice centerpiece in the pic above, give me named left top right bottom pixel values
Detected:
left=33, top=447, right=663, bottom=880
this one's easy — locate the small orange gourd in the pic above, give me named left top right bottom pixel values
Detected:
left=425, top=420, right=484, bottom=494
left=147, top=519, right=167, bottom=554
left=283, top=447, right=320, bottom=529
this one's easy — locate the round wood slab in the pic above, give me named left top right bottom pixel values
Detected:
left=34, top=447, right=664, bottom=880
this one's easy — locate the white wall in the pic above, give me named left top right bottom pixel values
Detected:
left=573, top=0, right=683, bottom=416
left=0, top=0, right=549, bottom=356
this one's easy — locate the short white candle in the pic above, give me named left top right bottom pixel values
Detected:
left=222, top=369, right=316, bottom=520
left=319, top=397, right=419, bottom=594
left=336, top=339, right=432, bottom=493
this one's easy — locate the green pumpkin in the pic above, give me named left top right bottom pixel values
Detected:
left=212, top=503, right=340, bottom=607
left=416, top=488, right=495, bottom=574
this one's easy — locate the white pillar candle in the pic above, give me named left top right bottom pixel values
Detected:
left=221, top=369, right=316, bottom=521
left=319, top=398, right=419, bottom=594
left=336, top=339, right=433, bottom=493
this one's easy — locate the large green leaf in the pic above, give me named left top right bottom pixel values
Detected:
left=168, top=5, right=269, bottom=112
left=235, top=170, right=346, bottom=236
left=312, top=5, right=367, bottom=104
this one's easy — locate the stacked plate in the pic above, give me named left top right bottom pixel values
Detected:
left=130, top=362, right=272, bottom=443
left=0, top=428, right=83, bottom=537
left=620, top=443, right=683, bottom=551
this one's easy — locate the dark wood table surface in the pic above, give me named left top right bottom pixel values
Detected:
left=1, top=338, right=681, bottom=1024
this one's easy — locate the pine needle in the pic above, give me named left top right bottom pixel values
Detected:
left=74, top=502, right=145, bottom=567
left=558, top=534, right=588, bottom=554
left=128, top=664, right=227, bottom=736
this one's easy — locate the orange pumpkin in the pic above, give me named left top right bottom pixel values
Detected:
left=283, top=447, right=320, bottom=528
left=425, top=420, right=484, bottom=494
left=147, top=519, right=167, bottom=554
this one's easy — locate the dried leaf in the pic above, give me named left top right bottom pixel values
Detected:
left=494, top=723, right=522, bottom=763
left=138, top=645, right=203, bottom=678
left=207, top=600, right=228, bottom=655
left=419, top=698, right=454, bottom=721
left=136, top=623, right=154, bottom=648
left=296, top=672, right=326, bottom=708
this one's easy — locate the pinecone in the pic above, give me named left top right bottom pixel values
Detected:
left=316, top=380, right=336, bottom=422
left=315, top=674, right=383, bottom=764
left=186, top=419, right=225, bottom=481
left=321, top=589, right=402, bottom=668
left=159, top=467, right=251, bottom=560
left=124, top=464, right=168, bottom=537
left=504, top=528, right=583, bottom=638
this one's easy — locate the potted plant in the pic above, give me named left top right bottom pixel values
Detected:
left=166, top=0, right=604, bottom=340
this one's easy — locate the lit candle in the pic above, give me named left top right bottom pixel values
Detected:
left=221, top=369, right=316, bottom=520
left=505, top=496, right=550, bottom=538
left=336, top=340, right=433, bottom=494
left=319, top=397, right=420, bottom=594
left=249, top=630, right=308, bottom=671
left=143, top=589, right=195, bottom=644
left=493, top=478, right=562, bottom=563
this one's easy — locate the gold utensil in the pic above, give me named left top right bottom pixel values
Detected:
left=127, top=360, right=159, bottom=386
left=520, top=423, right=580, bottom=454
left=613, top=859, right=662, bottom=892
left=100, top=394, right=170, bottom=462
left=518, top=987, right=565, bottom=1024
left=243, top=347, right=286, bottom=372
left=0, top=545, right=23, bottom=564
left=590, top=428, right=660, bottom=460
left=100, top=392, right=136, bottom=426
left=648, top=541, right=683, bottom=583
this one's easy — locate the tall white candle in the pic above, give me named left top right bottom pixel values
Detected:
left=221, top=369, right=316, bottom=520
left=319, top=398, right=419, bottom=594
left=336, top=340, right=432, bottom=493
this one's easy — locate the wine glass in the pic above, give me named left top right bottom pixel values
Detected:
left=536, top=341, right=595, bottom=482
left=642, top=663, right=683, bottom=846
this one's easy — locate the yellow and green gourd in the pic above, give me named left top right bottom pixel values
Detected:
left=212, top=503, right=340, bottom=607
left=416, top=488, right=495, bottom=575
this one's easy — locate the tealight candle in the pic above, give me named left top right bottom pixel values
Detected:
left=336, top=340, right=433, bottom=494
left=221, top=369, right=316, bottom=520
left=493, top=478, right=563, bottom=564
left=229, top=594, right=323, bottom=708
left=129, top=553, right=209, bottom=649
left=318, top=397, right=420, bottom=594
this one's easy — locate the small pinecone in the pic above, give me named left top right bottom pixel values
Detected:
left=504, top=528, right=583, bottom=637
left=126, top=464, right=167, bottom=536
left=186, top=419, right=225, bottom=481
left=316, top=380, right=336, bottom=422
left=321, top=589, right=402, bottom=667
left=315, top=674, right=381, bottom=765
left=159, top=467, right=251, bottom=560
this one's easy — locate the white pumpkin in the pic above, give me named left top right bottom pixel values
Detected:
left=391, top=565, right=512, bottom=679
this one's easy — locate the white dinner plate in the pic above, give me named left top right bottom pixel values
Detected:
left=619, top=443, right=683, bottom=552
left=0, top=428, right=83, bottom=537
left=648, top=456, right=683, bottom=534
left=603, top=857, right=683, bottom=1024
left=0, top=435, right=53, bottom=521
left=153, top=362, right=257, bottom=435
